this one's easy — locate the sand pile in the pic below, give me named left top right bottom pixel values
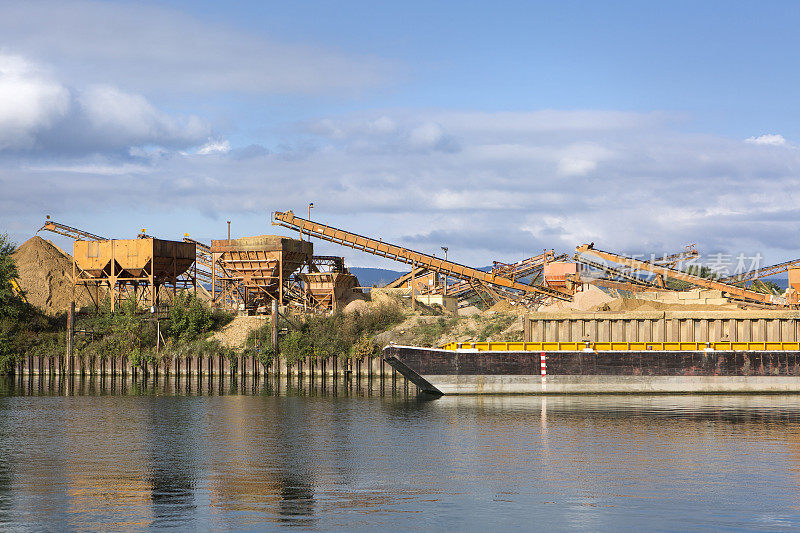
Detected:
left=590, top=297, right=739, bottom=312
left=343, top=299, right=370, bottom=314
left=591, top=298, right=669, bottom=312
left=538, top=285, right=615, bottom=313
left=12, top=236, right=94, bottom=315
left=487, top=299, right=531, bottom=315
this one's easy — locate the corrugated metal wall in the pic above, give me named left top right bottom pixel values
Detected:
left=523, top=311, right=800, bottom=343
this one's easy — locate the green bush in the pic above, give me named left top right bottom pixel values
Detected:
left=0, top=233, right=62, bottom=373
left=415, top=316, right=459, bottom=347
left=167, top=291, right=232, bottom=341
left=243, top=322, right=276, bottom=366
left=247, top=303, right=405, bottom=363
left=476, top=314, right=516, bottom=341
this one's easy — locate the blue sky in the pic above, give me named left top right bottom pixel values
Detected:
left=1, top=0, right=800, bottom=271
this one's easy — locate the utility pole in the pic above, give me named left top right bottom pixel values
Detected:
left=227, top=221, right=231, bottom=242
left=441, top=247, right=448, bottom=296
left=66, top=301, right=74, bottom=361
left=306, top=202, right=314, bottom=241
left=271, top=300, right=279, bottom=354
left=411, top=261, right=416, bottom=311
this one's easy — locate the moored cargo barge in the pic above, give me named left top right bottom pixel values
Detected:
left=383, top=342, right=800, bottom=396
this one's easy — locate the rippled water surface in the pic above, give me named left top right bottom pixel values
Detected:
left=2, top=376, right=800, bottom=531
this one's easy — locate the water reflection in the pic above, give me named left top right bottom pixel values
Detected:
left=2, top=375, right=800, bottom=530
left=145, top=397, right=201, bottom=529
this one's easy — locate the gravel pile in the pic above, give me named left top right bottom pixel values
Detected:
left=211, top=316, right=266, bottom=348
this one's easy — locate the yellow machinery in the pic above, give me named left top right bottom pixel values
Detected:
left=10, top=277, right=28, bottom=304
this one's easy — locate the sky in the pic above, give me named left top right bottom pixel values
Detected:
left=1, top=0, right=800, bottom=272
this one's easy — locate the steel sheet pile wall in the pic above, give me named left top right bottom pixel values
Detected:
left=14, top=354, right=409, bottom=384
left=523, top=311, right=800, bottom=343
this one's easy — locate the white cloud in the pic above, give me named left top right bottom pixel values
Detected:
left=556, top=143, right=614, bottom=176
left=4, top=109, right=800, bottom=267
left=408, top=122, right=444, bottom=148
left=196, top=138, right=231, bottom=155
left=24, top=162, right=150, bottom=175
left=557, top=157, right=597, bottom=176
left=77, top=85, right=209, bottom=149
left=745, top=134, right=787, bottom=146
left=0, top=54, right=69, bottom=149
left=370, top=116, right=397, bottom=134
left=0, top=53, right=209, bottom=154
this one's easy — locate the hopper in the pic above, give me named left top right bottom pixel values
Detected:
left=211, top=235, right=313, bottom=308
left=302, top=271, right=360, bottom=310
left=74, top=238, right=196, bottom=280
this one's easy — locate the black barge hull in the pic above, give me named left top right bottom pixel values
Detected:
left=383, top=345, right=800, bottom=395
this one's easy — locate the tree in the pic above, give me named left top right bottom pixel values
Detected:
left=0, top=233, right=23, bottom=319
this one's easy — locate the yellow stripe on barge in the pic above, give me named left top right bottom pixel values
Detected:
left=439, top=341, right=800, bottom=352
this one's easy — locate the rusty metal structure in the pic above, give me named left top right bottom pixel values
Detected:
left=385, top=267, right=429, bottom=289
left=210, top=235, right=313, bottom=311
left=720, top=257, right=800, bottom=287
left=39, top=217, right=198, bottom=311
left=574, top=254, right=661, bottom=290
left=73, top=238, right=196, bottom=311
left=183, top=235, right=242, bottom=309
left=415, top=251, right=566, bottom=308
left=575, top=245, right=700, bottom=291
left=575, top=244, right=786, bottom=306
left=39, top=216, right=105, bottom=241
left=653, top=244, right=699, bottom=268
left=492, top=251, right=561, bottom=282
left=272, top=210, right=573, bottom=303
left=300, top=256, right=361, bottom=311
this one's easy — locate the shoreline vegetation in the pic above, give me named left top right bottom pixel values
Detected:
left=1, top=233, right=526, bottom=375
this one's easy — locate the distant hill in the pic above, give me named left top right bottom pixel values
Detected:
left=349, top=267, right=407, bottom=288
left=349, top=265, right=508, bottom=288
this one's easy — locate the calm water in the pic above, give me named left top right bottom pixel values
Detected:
left=2, top=377, right=800, bottom=531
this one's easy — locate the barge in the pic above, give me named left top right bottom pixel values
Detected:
left=383, top=341, right=800, bottom=396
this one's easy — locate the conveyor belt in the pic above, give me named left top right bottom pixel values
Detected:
left=38, top=217, right=106, bottom=241
left=273, top=210, right=572, bottom=301
left=720, top=257, right=800, bottom=284
left=576, top=244, right=784, bottom=305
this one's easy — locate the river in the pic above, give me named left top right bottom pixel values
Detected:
left=1, top=376, right=800, bottom=531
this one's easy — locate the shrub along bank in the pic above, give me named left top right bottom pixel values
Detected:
left=0, top=233, right=64, bottom=373
left=243, top=303, right=405, bottom=365
left=1, top=230, right=405, bottom=373
left=0, top=232, right=475, bottom=374
left=72, top=292, right=236, bottom=369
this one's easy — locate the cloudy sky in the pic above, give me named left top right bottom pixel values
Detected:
left=2, top=0, right=800, bottom=269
